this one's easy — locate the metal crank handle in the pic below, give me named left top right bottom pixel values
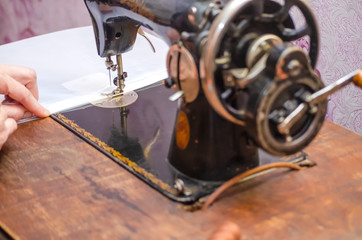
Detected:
left=278, top=69, right=362, bottom=135
left=307, top=69, right=362, bottom=105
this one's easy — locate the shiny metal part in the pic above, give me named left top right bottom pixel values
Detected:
left=233, top=35, right=283, bottom=89
left=307, top=69, right=362, bottom=105
left=105, top=56, right=113, bottom=69
left=174, top=178, right=185, bottom=194
left=119, top=106, right=129, bottom=137
left=246, top=34, right=282, bottom=68
left=115, top=54, right=126, bottom=93
left=174, top=179, right=192, bottom=196
left=92, top=91, right=138, bottom=108
left=278, top=103, right=308, bottom=135
left=278, top=69, right=362, bottom=135
left=275, top=46, right=310, bottom=81
left=103, top=55, right=129, bottom=97
left=169, top=91, right=184, bottom=101
left=188, top=6, right=198, bottom=27
left=222, top=68, right=248, bottom=87
left=137, top=28, right=156, bottom=53
left=257, top=77, right=327, bottom=156
left=103, top=54, right=128, bottom=96
left=287, top=60, right=303, bottom=77
left=236, top=54, right=268, bottom=89
left=215, top=54, right=231, bottom=66
left=198, top=3, right=218, bottom=30
left=105, top=56, right=117, bottom=71
left=100, top=54, right=139, bottom=108
left=200, top=0, right=320, bottom=127
left=167, top=44, right=199, bottom=103
left=200, top=0, right=253, bottom=126
left=105, top=56, right=117, bottom=86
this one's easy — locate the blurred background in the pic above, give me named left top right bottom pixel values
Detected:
left=0, top=0, right=361, bottom=134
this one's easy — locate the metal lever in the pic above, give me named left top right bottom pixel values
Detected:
left=278, top=69, right=362, bottom=135
left=307, top=69, right=362, bottom=105
left=137, top=28, right=156, bottom=53
left=169, top=91, right=184, bottom=101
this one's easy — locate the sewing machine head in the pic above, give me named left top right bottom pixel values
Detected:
left=84, top=0, right=361, bottom=184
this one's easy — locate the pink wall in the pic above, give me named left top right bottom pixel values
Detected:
left=0, top=0, right=361, bottom=134
left=309, top=0, right=361, bottom=134
left=0, top=0, right=91, bottom=44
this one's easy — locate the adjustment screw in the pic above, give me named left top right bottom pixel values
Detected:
left=174, top=178, right=192, bottom=196
left=174, top=178, right=185, bottom=195
left=287, top=60, right=302, bottom=77
left=113, top=77, right=118, bottom=86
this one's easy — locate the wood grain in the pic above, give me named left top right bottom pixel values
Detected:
left=0, top=118, right=361, bottom=240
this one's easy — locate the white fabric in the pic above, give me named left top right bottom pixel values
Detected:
left=0, top=26, right=169, bottom=115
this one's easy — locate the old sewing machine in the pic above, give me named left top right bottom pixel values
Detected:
left=53, top=0, right=361, bottom=205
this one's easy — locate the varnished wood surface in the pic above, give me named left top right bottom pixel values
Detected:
left=0, top=118, right=361, bottom=239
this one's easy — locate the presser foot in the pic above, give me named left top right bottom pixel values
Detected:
left=92, top=90, right=138, bottom=108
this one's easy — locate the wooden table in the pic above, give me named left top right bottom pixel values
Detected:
left=0, top=119, right=361, bottom=240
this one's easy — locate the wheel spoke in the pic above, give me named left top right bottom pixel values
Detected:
left=252, top=0, right=264, bottom=17
left=258, top=0, right=294, bottom=23
left=275, top=0, right=294, bottom=23
left=233, top=18, right=251, bottom=38
left=281, top=24, right=310, bottom=41
left=221, top=88, right=233, bottom=101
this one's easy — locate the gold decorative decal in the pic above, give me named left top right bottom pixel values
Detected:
left=175, top=111, right=190, bottom=150
left=119, top=0, right=157, bottom=21
left=53, top=113, right=174, bottom=194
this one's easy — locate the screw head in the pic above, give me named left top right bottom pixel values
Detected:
left=287, top=60, right=302, bottom=77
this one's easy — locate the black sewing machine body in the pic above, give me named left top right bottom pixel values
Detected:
left=78, top=0, right=338, bottom=200
left=84, top=0, right=196, bottom=56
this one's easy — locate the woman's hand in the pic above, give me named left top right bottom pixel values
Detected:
left=0, top=64, right=49, bottom=149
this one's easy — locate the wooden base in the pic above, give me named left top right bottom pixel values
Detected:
left=0, top=118, right=361, bottom=239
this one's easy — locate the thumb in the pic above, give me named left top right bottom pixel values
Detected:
left=0, top=72, right=49, bottom=118
left=5, top=118, right=17, bottom=136
left=0, top=118, right=17, bottom=150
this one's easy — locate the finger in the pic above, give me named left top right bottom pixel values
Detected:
left=0, top=64, right=39, bottom=99
left=0, top=108, right=7, bottom=132
left=1, top=104, right=27, bottom=121
left=0, top=118, right=17, bottom=149
left=5, top=118, right=17, bottom=136
left=0, top=73, right=49, bottom=117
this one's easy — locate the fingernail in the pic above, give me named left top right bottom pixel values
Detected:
left=24, top=111, right=33, bottom=118
left=44, top=109, right=51, bottom=116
